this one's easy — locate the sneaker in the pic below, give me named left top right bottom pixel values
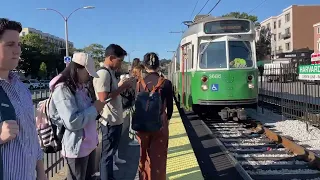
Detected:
left=113, top=163, right=119, bottom=171
left=114, top=157, right=126, bottom=164
left=128, top=140, right=140, bottom=146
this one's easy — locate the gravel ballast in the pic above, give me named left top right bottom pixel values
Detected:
left=247, top=108, right=320, bottom=155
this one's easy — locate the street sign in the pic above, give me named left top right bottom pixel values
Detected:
left=298, top=65, right=320, bottom=80
left=64, top=56, right=71, bottom=64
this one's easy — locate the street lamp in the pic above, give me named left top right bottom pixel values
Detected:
left=37, top=6, right=95, bottom=58
left=128, top=50, right=139, bottom=63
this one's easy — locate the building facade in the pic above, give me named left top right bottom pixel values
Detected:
left=258, top=5, right=320, bottom=58
left=20, top=27, right=74, bottom=54
left=313, top=22, right=320, bottom=53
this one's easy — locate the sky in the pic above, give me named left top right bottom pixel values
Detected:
left=1, top=0, right=319, bottom=61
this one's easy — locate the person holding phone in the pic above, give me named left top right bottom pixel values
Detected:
left=93, top=44, right=132, bottom=180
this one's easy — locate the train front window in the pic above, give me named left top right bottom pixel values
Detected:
left=199, top=41, right=227, bottom=69
left=228, top=41, right=253, bottom=68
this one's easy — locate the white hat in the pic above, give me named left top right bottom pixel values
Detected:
left=72, top=52, right=99, bottom=78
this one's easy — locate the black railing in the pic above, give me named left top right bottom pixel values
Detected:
left=258, top=64, right=320, bottom=128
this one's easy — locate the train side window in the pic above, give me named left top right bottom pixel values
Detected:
left=192, top=45, right=194, bottom=68
left=187, top=48, right=192, bottom=70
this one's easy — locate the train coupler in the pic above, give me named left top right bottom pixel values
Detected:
left=218, top=108, right=247, bottom=121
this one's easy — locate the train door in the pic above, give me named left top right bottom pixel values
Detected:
left=181, top=43, right=193, bottom=108
left=181, top=45, right=186, bottom=107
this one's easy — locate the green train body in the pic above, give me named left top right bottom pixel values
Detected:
left=167, top=16, right=258, bottom=116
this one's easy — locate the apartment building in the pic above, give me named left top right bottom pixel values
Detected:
left=258, top=5, right=320, bottom=58
left=313, top=22, right=320, bottom=53
left=20, top=27, right=74, bottom=53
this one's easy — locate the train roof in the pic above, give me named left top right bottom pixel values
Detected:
left=181, top=15, right=253, bottom=39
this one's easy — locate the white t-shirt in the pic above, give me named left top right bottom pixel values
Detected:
left=93, top=67, right=123, bottom=126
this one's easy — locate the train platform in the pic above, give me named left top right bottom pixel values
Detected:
left=48, top=100, right=203, bottom=180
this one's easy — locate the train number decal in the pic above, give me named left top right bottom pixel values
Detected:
left=209, top=74, right=221, bottom=79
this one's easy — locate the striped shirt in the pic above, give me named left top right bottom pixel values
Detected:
left=0, top=72, right=43, bottom=180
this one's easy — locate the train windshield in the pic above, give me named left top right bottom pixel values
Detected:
left=199, top=40, right=253, bottom=69
left=199, top=41, right=227, bottom=69
left=229, top=41, right=253, bottom=68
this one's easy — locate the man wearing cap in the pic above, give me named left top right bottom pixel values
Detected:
left=48, top=52, right=106, bottom=179
left=93, top=44, right=133, bottom=180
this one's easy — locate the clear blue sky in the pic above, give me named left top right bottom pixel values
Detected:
left=1, top=0, right=319, bottom=61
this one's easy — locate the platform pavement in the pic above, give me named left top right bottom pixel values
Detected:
left=48, top=100, right=203, bottom=180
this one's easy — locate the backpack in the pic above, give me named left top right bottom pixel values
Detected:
left=35, top=86, right=65, bottom=153
left=132, top=77, right=165, bottom=132
left=0, top=86, right=17, bottom=179
left=120, top=88, right=135, bottom=109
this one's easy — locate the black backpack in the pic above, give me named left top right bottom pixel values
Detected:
left=132, top=77, right=165, bottom=132
left=120, top=88, right=135, bottom=109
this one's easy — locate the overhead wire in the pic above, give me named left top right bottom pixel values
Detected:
left=207, top=0, right=222, bottom=14
left=189, top=0, right=199, bottom=19
left=248, top=0, right=267, bottom=14
left=196, top=0, right=211, bottom=17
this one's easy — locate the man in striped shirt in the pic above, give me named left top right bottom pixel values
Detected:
left=0, top=18, right=46, bottom=180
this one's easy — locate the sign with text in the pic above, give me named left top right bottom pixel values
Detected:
left=298, top=65, right=320, bottom=80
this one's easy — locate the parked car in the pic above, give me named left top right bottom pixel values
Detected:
left=40, top=80, right=50, bottom=88
left=22, top=79, right=41, bottom=90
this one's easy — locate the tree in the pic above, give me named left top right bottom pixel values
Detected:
left=38, top=62, right=47, bottom=78
left=256, top=26, right=271, bottom=60
left=82, top=43, right=105, bottom=67
left=222, top=12, right=259, bottom=26
left=19, top=34, right=66, bottom=78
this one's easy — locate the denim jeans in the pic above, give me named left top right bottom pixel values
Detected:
left=100, top=124, right=123, bottom=180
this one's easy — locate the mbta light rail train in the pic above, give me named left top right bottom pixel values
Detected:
left=167, top=15, right=258, bottom=118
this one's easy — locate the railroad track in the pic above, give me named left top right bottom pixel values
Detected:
left=202, top=116, right=320, bottom=180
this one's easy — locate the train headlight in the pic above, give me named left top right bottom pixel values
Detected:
left=201, top=76, right=208, bottom=83
left=248, top=83, right=254, bottom=89
left=201, top=84, right=208, bottom=91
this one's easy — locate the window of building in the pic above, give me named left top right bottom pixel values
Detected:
left=267, top=23, right=270, bottom=29
left=278, top=46, right=282, bottom=51
left=278, top=33, right=281, bottom=39
left=278, top=20, right=281, bottom=28
left=285, top=13, right=290, bottom=22
left=285, top=27, right=290, bottom=34
left=317, top=27, right=320, bottom=34
left=318, top=42, right=320, bottom=50
left=273, top=35, right=276, bottom=41
left=285, top=42, right=290, bottom=50
left=273, top=22, right=276, bottom=29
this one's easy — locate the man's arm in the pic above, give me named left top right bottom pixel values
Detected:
left=36, top=160, right=47, bottom=180
left=94, top=70, right=130, bottom=101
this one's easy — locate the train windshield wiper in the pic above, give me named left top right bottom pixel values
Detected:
left=200, top=38, right=215, bottom=55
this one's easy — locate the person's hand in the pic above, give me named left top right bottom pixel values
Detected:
left=119, top=78, right=133, bottom=89
left=93, top=100, right=106, bottom=113
left=0, top=120, right=19, bottom=144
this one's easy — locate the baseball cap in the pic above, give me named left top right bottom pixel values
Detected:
left=72, top=52, right=99, bottom=78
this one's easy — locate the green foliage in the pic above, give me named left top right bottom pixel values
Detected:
left=82, top=43, right=105, bottom=69
left=222, top=12, right=260, bottom=26
left=38, top=62, right=47, bottom=78
left=18, top=33, right=67, bottom=79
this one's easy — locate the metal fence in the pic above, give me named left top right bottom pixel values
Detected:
left=31, top=89, right=66, bottom=178
left=258, top=64, right=320, bottom=127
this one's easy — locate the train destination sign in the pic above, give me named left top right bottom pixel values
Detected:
left=204, top=20, right=250, bottom=34
left=298, top=65, right=320, bottom=80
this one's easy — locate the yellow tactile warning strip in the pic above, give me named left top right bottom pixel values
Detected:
left=166, top=102, right=204, bottom=180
